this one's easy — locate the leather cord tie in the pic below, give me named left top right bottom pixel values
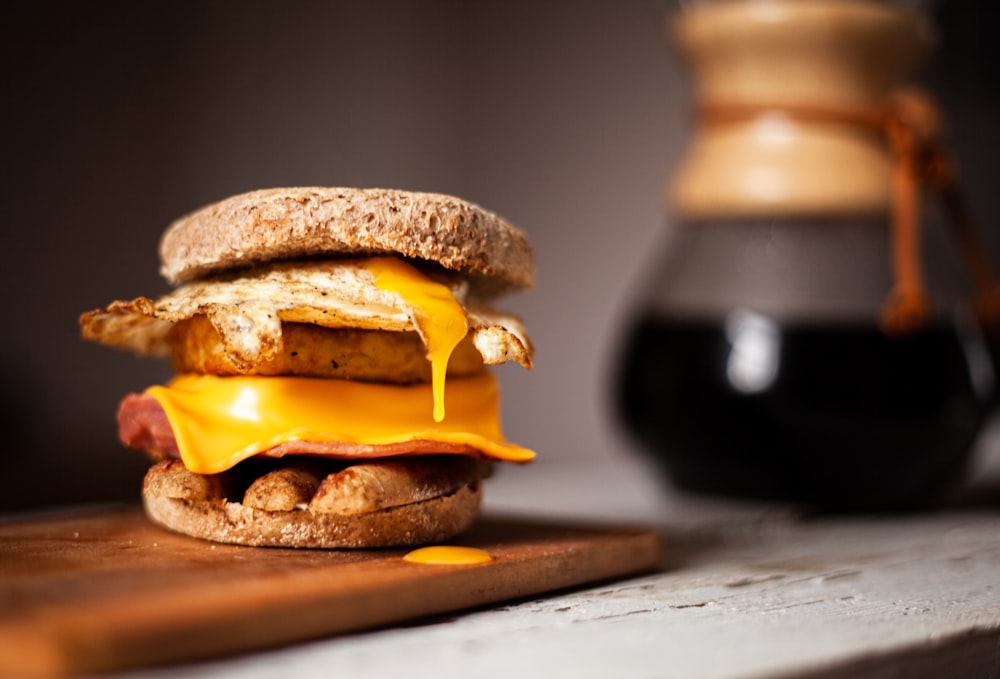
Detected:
left=700, top=88, right=1000, bottom=336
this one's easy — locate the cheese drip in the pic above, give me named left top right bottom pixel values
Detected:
left=365, top=257, right=468, bottom=422
left=145, top=372, right=535, bottom=474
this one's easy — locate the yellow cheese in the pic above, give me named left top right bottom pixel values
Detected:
left=403, top=546, right=494, bottom=565
left=145, top=371, right=535, bottom=474
left=365, top=257, right=468, bottom=422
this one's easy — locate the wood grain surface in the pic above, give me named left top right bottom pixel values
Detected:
left=0, top=506, right=661, bottom=677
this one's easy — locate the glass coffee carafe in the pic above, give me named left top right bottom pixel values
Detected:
left=616, top=0, right=997, bottom=511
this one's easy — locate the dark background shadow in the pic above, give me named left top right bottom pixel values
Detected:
left=1, top=0, right=998, bottom=512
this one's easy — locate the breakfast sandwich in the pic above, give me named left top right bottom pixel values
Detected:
left=79, top=187, right=535, bottom=548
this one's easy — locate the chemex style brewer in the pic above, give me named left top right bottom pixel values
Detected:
left=616, top=0, right=1000, bottom=510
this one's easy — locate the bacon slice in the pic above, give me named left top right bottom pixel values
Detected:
left=117, top=393, right=487, bottom=463
left=118, top=393, right=179, bottom=458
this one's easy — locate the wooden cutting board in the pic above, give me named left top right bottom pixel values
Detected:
left=0, top=506, right=661, bottom=677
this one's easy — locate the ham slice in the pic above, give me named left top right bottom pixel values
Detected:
left=116, top=393, right=484, bottom=464
left=118, top=393, right=179, bottom=458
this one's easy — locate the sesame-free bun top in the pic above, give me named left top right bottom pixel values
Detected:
left=159, top=187, right=535, bottom=295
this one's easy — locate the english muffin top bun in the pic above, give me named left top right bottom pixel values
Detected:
left=80, top=187, right=536, bottom=548
left=160, top=187, right=535, bottom=293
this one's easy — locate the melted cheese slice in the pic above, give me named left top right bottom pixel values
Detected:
left=146, top=371, right=535, bottom=474
left=365, top=257, right=468, bottom=422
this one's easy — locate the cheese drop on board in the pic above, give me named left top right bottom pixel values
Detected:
left=403, top=546, right=494, bottom=565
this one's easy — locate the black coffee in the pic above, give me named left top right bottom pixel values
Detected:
left=615, top=314, right=991, bottom=510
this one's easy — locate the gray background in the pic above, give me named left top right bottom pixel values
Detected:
left=2, top=0, right=997, bottom=510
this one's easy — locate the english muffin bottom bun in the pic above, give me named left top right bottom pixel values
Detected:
left=79, top=187, right=536, bottom=548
